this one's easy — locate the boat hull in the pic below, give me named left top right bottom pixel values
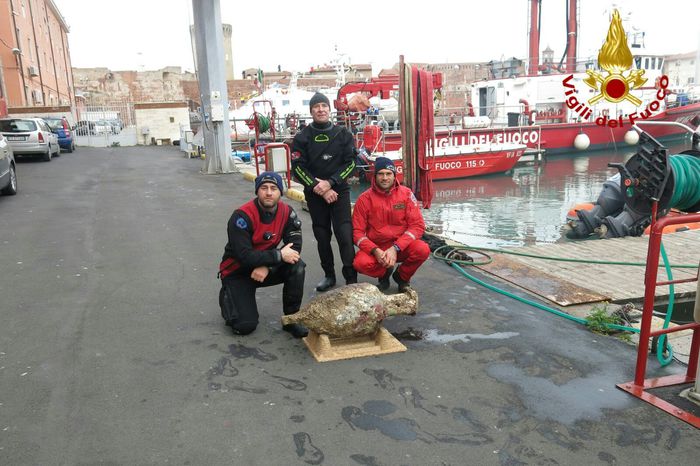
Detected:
left=367, top=146, right=525, bottom=182
left=378, top=102, right=700, bottom=155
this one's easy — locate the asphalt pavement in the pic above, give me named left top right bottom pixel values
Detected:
left=0, top=145, right=698, bottom=465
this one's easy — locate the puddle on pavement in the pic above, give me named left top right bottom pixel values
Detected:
left=422, top=329, right=520, bottom=343
left=393, top=328, right=520, bottom=343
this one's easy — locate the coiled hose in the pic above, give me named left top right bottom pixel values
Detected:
left=669, top=155, right=700, bottom=211
left=253, top=114, right=271, bottom=133
left=432, top=242, right=685, bottom=366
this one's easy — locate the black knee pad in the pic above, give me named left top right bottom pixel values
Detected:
left=230, top=320, right=257, bottom=335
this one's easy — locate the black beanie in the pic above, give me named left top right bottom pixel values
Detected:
left=255, top=171, right=284, bottom=194
left=309, top=92, right=330, bottom=111
left=374, top=157, right=396, bottom=173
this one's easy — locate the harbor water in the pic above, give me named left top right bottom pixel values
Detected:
left=351, top=137, right=692, bottom=248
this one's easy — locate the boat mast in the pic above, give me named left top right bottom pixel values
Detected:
left=566, top=0, right=578, bottom=72
left=527, top=0, right=541, bottom=76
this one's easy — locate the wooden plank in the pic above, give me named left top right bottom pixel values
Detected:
left=478, top=255, right=610, bottom=306
left=303, top=327, right=407, bottom=363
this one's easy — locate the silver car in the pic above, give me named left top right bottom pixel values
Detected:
left=0, top=132, right=18, bottom=196
left=0, top=117, right=60, bottom=162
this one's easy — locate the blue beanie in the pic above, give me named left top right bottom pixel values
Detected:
left=374, top=156, right=396, bottom=174
left=309, top=92, right=330, bottom=111
left=255, top=171, right=284, bottom=194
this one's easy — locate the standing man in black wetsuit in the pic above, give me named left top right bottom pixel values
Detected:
left=291, top=92, right=357, bottom=292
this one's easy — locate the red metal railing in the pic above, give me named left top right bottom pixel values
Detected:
left=617, top=207, right=700, bottom=428
left=254, top=142, right=291, bottom=190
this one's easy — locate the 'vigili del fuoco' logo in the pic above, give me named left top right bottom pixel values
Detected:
left=562, top=10, right=670, bottom=128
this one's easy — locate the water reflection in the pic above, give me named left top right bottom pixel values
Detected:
left=351, top=139, right=691, bottom=248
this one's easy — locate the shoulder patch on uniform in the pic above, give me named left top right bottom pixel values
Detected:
left=235, top=217, right=248, bottom=229
left=409, top=192, right=418, bottom=206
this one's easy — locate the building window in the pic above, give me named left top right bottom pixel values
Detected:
left=169, top=117, right=175, bottom=123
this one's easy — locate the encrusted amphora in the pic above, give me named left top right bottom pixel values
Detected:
left=281, top=283, right=418, bottom=338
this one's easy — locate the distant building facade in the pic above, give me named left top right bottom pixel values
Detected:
left=487, top=58, right=526, bottom=79
left=73, top=66, right=197, bottom=103
left=0, top=0, right=75, bottom=108
left=73, top=65, right=259, bottom=111
left=664, top=51, right=697, bottom=87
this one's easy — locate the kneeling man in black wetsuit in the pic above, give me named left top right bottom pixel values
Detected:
left=218, top=171, right=308, bottom=338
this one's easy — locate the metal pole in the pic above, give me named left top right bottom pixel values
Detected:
left=692, top=265, right=700, bottom=397
left=634, top=201, right=660, bottom=387
left=192, top=0, right=233, bottom=174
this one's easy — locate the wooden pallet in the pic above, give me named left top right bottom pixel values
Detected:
left=303, top=327, right=407, bottom=362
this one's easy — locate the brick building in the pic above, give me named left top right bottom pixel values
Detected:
left=0, top=0, right=75, bottom=109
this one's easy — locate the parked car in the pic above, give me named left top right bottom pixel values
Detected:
left=106, top=119, right=123, bottom=134
left=0, top=118, right=60, bottom=162
left=75, top=120, right=96, bottom=136
left=94, top=119, right=114, bottom=135
left=0, top=133, right=18, bottom=196
left=43, top=116, right=75, bottom=152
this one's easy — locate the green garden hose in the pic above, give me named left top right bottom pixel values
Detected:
left=432, top=242, right=687, bottom=366
left=255, top=114, right=271, bottom=133
left=669, top=155, right=700, bottom=211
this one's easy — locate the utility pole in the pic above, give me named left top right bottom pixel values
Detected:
left=192, top=0, right=233, bottom=174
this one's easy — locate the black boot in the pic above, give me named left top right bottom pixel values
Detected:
left=343, top=267, right=358, bottom=285
left=392, top=269, right=411, bottom=293
left=378, top=267, right=393, bottom=291
left=283, top=323, right=309, bottom=338
left=316, top=276, right=336, bottom=292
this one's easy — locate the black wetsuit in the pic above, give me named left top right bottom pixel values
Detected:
left=291, top=121, right=357, bottom=283
left=219, top=198, right=304, bottom=335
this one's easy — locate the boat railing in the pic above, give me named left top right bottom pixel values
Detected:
left=437, top=104, right=546, bottom=128
left=632, top=121, right=700, bottom=152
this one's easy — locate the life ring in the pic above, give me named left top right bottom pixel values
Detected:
left=601, top=109, right=609, bottom=117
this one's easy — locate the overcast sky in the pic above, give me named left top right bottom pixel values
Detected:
left=54, top=0, right=700, bottom=74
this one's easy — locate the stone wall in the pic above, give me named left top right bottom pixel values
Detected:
left=7, top=105, right=75, bottom=125
left=73, top=67, right=197, bottom=103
